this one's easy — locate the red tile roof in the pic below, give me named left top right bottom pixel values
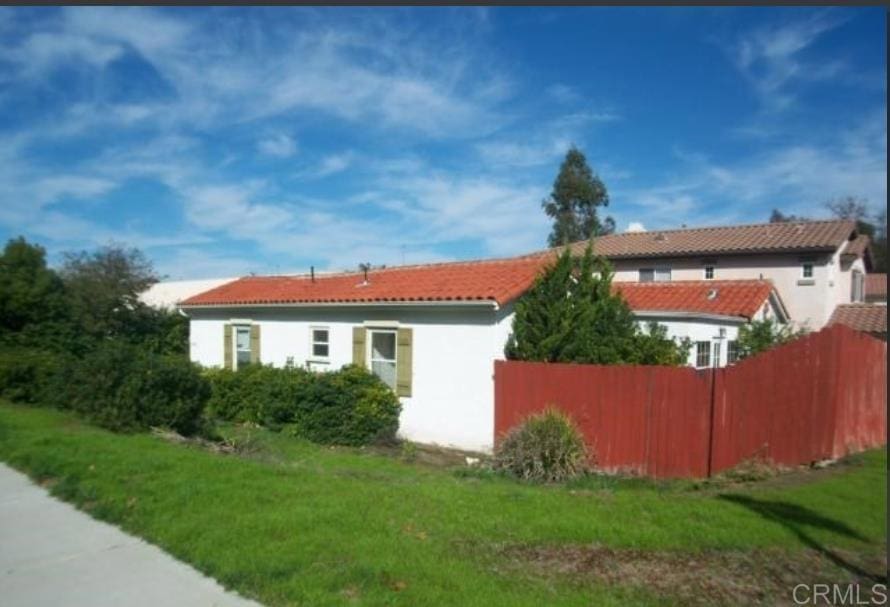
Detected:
left=613, top=280, right=777, bottom=320
left=841, top=234, right=871, bottom=259
left=866, top=274, right=887, bottom=300
left=547, top=219, right=857, bottom=260
left=181, top=256, right=549, bottom=307
left=182, top=253, right=778, bottom=321
left=829, top=304, right=887, bottom=335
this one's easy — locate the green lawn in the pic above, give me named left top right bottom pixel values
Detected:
left=0, top=402, right=885, bottom=606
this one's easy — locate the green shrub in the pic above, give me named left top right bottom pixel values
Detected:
left=736, top=318, right=807, bottom=359
left=493, top=408, right=589, bottom=483
left=204, top=364, right=401, bottom=447
left=56, top=341, right=210, bottom=435
left=295, top=365, right=401, bottom=446
left=205, top=364, right=314, bottom=427
left=0, top=348, right=60, bottom=404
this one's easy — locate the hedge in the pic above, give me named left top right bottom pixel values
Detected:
left=38, top=341, right=209, bottom=435
left=205, top=364, right=401, bottom=446
left=0, top=348, right=59, bottom=405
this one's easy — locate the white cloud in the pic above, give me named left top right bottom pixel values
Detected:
left=152, top=247, right=258, bottom=280
left=475, top=109, right=618, bottom=169
left=729, top=11, right=850, bottom=111
left=376, top=172, right=551, bottom=256
left=612, top=111, right=887, bottom=229
left=476, top=137, right=572, bottom=168
left=257, top=134, right=297, bottom=158
left=315, top=153, right=352, bottom=177
left=32, top=175, right=116, bottom=206
left=545, top=83, right=581, bottom=104
left=184, top=184, right=293, bottom=236
left=0, top=8, right=505, bottom=138
left=292, top=152, right=355, bottom=180
left=626, top=222, right=646, bottom=233
left=63, top=7, right=192, bottom=57
left=14, top=32, right=124, bottom=73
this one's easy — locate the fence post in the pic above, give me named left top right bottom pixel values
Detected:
left=706, top=366, right=717, bottom=477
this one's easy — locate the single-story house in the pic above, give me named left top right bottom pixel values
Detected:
left=180, top=256, right=786, bottom=451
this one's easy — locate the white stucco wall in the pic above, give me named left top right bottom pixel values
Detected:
left=185, top=286, right=788, bottom=450
left=635, top=316, right=742, bottom=367
left=608, top=251, right=860, bottom=330
left=187, top=304, right=509, bottom=452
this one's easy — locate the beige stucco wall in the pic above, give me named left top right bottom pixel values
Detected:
left=608, top=251, right=862, bottom=330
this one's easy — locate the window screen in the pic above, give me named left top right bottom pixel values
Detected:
left=695, top=341, right=711, bottom=368
left=311, top=328, right=329, bottom=358
left=235, top=326, right=251, bottom=368
left=369, top=330, right=397, bottom=389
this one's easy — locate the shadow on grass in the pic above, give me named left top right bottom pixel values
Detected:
left=718, top=494, right=884, bottom=582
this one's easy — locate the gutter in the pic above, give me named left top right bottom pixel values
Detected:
left=632, top=310, right=747, bottom=323
left=178, top=299, right=501, bottom=312
left=594, top=247, right=842, bottom=261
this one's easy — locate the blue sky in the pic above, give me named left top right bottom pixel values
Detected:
left=0, top=7, right=885, bottom=278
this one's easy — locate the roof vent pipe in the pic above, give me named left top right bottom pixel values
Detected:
left=359, top=263, right=371, bottom=286
left=310, top=266, right=315, bottom=283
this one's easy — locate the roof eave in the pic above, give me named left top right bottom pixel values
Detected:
left=632, top=310, right=748, bottom=323
left=599, top=245, right=841, bottom=260
left=178, top=299, right=501, bottom=311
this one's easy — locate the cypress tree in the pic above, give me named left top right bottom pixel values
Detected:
left=505, top=244, right=688, bottom=366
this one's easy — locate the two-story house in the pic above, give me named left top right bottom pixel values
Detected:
left=566, top=219, right=872, bottom=331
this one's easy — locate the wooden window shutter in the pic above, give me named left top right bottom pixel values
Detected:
left=396, top=327, right=413, bottom=397
left=223, top=324, right=233, bottom=369
left=352, top=327, right=366, bottom=368
left=250, top=325, right=261, bottom=364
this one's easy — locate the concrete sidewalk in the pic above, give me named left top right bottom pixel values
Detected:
left=0, top=464, right=262, bottom=607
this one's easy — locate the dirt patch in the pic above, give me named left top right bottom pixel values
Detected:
left=151, top=426, right=259, bottom=456
left=361, top=441, right=489, bottom=469
left=38, top=477, right=58, bottom=489
left=691, top=452, right=873, bottom=494
left=498, top=543, right=887, bottom=606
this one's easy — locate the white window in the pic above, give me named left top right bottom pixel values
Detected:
left=368, top=329, right=397, bottom=390
left=235, top=325, right=251, bottom=369
left=639, top=267, right=671, bottom=282
left=695, top=341, right=711, bottom=368
left=801, top=262, right=814, bottom=279
left=712, top=341, right=721, bottom=367
left=851, top=270, right=864, bottom=302
left=310, top=327, right=330, bottom=359
left=704, top=266, right=715, bottom=280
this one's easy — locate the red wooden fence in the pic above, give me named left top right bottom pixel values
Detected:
left=494, top=324, right=886, bottom=478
